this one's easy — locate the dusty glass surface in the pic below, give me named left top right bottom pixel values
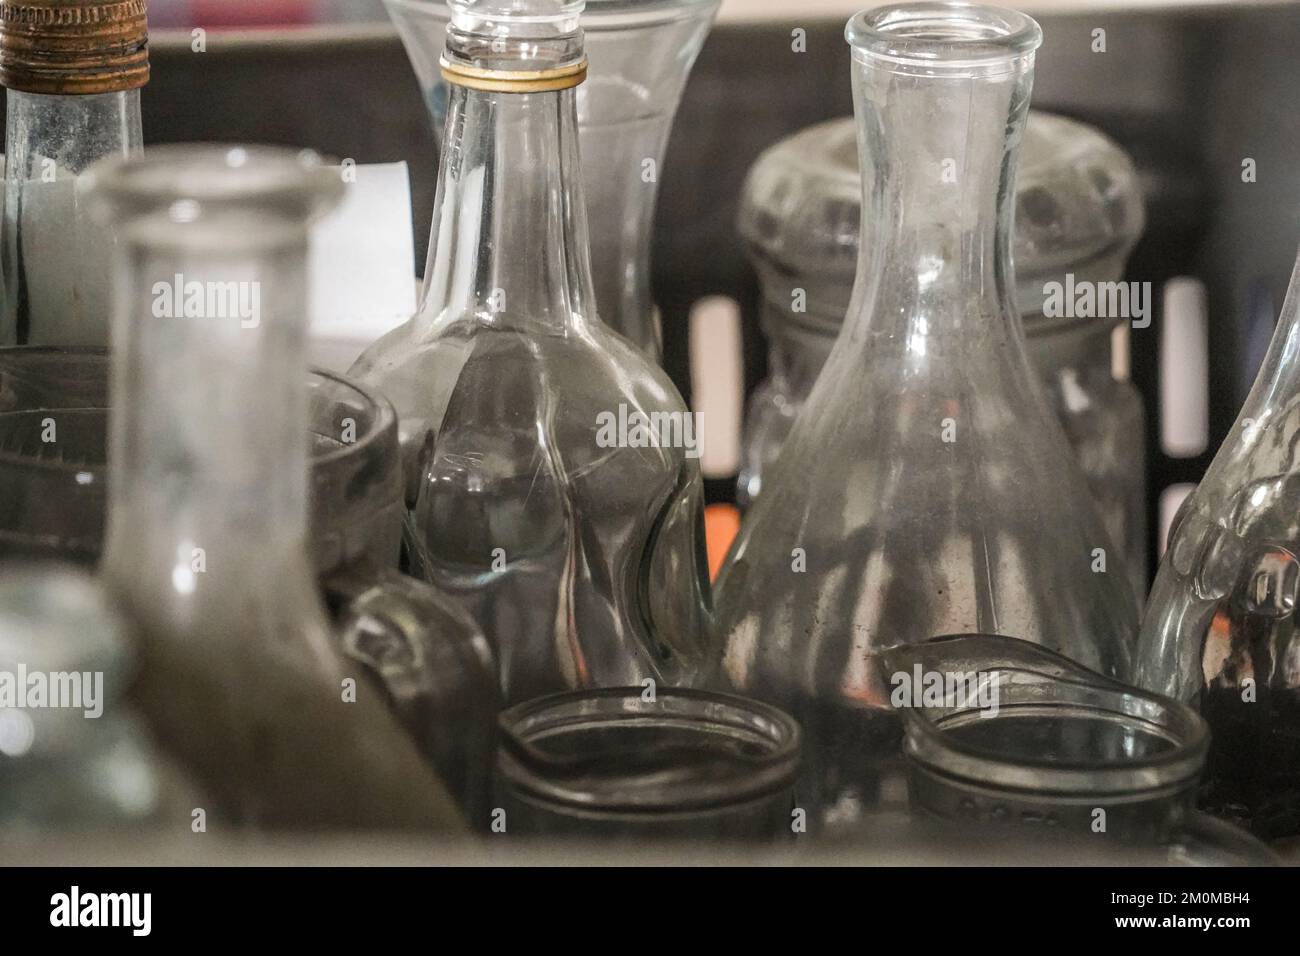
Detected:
left=352, top=0, right=713, bottom=707
left=1, top=90, right=142, bottom=347
left=711, top=3, right=1137, bottom=835
left=87, top=144, right=465, bottom=831
left=738, top=112, right=1148, bottom=598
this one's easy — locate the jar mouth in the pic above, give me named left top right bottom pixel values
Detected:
left=885, top=635, right=1208, bottom=797
left=498, top=687, right=801, bottom=813
left=847, top=2, right=1042, bottom=74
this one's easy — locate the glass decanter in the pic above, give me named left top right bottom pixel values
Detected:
left=1136, top=246, right=1300, bottom=840
left=711, top=3, right=1137, bottom=833
left=351, top=0, right=712, bottom=707
left=736, top=112, right=1149, bottom=602
left=384, top=0, right=719, bottom=359
left=86, top=144, right=465, bottom=831
left=0, top=0, right=148, bottom=347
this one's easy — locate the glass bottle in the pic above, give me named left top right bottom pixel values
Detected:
left=711, top=3, right=1137, bottom=833
left=737, top=112, right=1148, bottom=602
left=383, top=0, right=719, bottom=359
left=1136, top=246, right=1300, bottom=841
left=351, top=0, right=712, bottom=707
left=86, top=144, right=465, bottom=831
left=0, top=0, right=148, bottom=347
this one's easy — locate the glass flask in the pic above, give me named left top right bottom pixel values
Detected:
left=0, top=0, right=148, bottom=347
left=0, top=565, right=170, bottom=831
left=884, top=635, right=1275, bottom=865
left=351, top=0, right=713, bottom=707
left=86, top=144, right=466, bottom=831
left=737, top=112, right=1148, bottom=600
left=384, top=0, right=719, bottom=359
left=1136, top=245, right=1300, bottom=841
left=711, top=3, right=1137, bottom=834
left=496, top=687, right=800, bottom=839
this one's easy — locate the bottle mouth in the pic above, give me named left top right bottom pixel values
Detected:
left=847, top=2, right=1042, bottom=75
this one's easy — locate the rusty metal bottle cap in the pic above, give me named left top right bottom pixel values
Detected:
left=0, top=0, right=149, bottom=95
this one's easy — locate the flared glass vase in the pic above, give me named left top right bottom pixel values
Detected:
left=709, top=3, right=1137, bottom=834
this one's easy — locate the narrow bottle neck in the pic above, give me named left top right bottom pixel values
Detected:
left=416, top=82, right=597, bottom=337
left=844, top=54, right=1032, bottom=347
left=2, top=88, right=143, bottom=346
left=105, top=227, right=314, bottom=587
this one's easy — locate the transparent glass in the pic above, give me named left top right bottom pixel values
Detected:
left=352, top=0, right=713, bottom=707
left=0, top=566, right=168, bottom=831
left=885, top=634, right=1275, bottom=864
left=86, top=144, right=465, bottom=831
left=1, top=89, right=142, bottom=347
left=384, top=0, right=719, bottom=358
left=711, top=4, right=1137, bottom=834
left=1137, top=247, right=1300, bottom=841
left=496, top=687, right=800, bottom=839
left=737, top=112, right=1148, bottom=601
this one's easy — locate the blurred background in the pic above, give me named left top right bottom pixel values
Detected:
left=70, top=0, right=1300, bottom=583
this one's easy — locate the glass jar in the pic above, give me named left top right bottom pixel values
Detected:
left=496, top=687, right=800, bottom=839
left=738, top=111, right=1148, bottom=597
left=886, top=634, right=1276, bottom=864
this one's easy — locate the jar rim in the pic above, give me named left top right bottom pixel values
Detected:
left=498, top=687, right=801, bottom=813
left=847, top=3, right=1042, bottom=71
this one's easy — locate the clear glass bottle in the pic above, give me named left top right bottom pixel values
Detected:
left=351, top=0, right=713, bottom=706
left=383, top=0, right=719, bottom=359
left=0, top=0, right=148, bottom=347
left=86, top=144, right=465, bottom=831
left=711, top=3, right=1137, bottom=833
left=1137, top=245, right=1300, bottom=841
left=737, top=112, right=1148, bottom=601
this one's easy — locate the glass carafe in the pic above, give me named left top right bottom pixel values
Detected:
left=383, top=0, right=719, bottom=359
left=1137, top=247, right=1300, bottom=841
left=711, top=3, right=1137, bottom=834
left=351, top=0, right=712, bottom=707
left=737, top=113, right=1148, bottom=600
left=86, top=144, right=465, bottom=831
left=0, top=0, right=148, bottom=347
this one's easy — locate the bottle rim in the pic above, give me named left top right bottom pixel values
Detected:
left=846, top=2, right=1042, bottom=74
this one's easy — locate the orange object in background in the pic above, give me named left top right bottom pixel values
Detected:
left=705, top=504, right=741, bottom=582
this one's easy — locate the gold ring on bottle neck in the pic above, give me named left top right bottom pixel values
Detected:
left=438, top=56, right=588, bottom=93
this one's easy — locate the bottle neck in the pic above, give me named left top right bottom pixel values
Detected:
left=415, top=82, right=597, bottom=338
left=104, top=223, right=315, bottom=593
left=1, top=88, right=143, bottom=346
left=844, top=52, right=1032, bottom=349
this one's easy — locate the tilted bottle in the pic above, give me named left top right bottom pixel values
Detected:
left=350, top=0, right=712, bottom=706
left=710, top=3, right=1137, bottom=832
left=87, top=144, right=464, bottom=831
left=0, top=0, right=147, bottom=346
left=1137, top=245, right=1300, bottom=840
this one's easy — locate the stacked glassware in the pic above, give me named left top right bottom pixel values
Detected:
left=0, top=0, right=1284, bottom=862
